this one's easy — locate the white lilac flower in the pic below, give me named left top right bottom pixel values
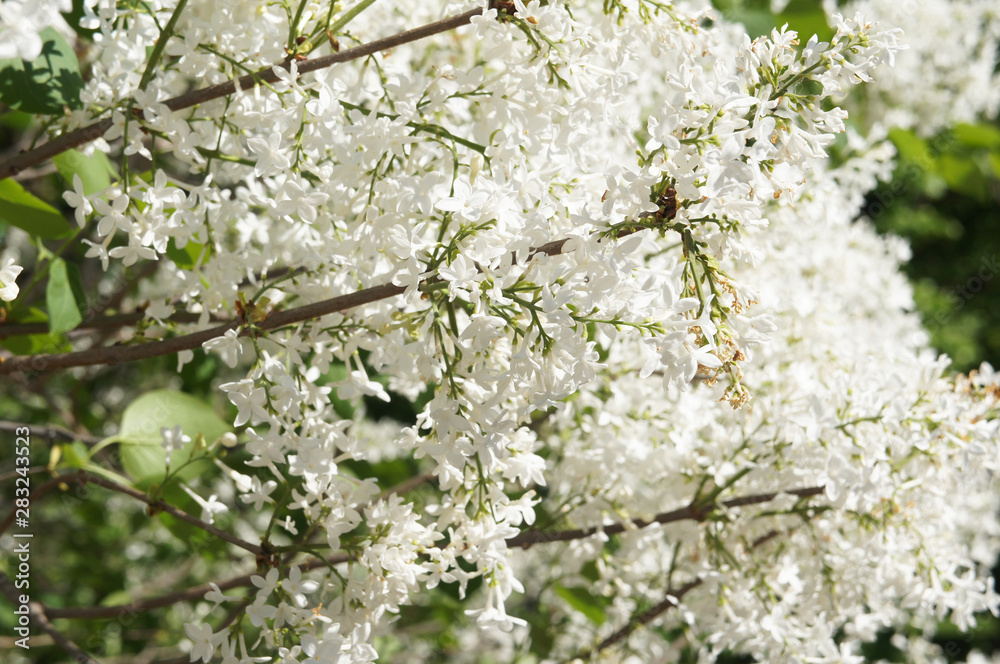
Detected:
left=63, top=174, right=93, bottom=227
left=159, top=425, right=189, bottom=466
left=180, top=485, right=228, bottom=525
left=183, top=622, right=221, bottom=663
left=0, top=258, right=23, bottom=301
left=203, top=328, right=243, bottom=368
left=0, top=0, right=71, bottom=60
left=247, top=132, right=292, bottom=177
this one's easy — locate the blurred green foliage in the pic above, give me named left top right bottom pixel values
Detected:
left=710, top=0, right=838, bottom=41
left=859, top=118, right=1000, bottom=663
left=863, top=121, right=1000, bottom=373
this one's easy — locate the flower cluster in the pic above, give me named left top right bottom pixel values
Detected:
left=2, top=0, right=998, bottom=663
left=842, top=0, right=1000, bottom=135
left=0, top=0, right=73, bottom=60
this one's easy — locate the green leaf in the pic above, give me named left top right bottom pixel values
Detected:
left=80, top=461, right=133, bottom=486
left=99, top=590, right=136, bottom=608
left=166, top=238, right=211, bottom=270
left=54, top=149, right=116, bottom=195
left=342, top=457, right=420, bottom=487
left=776, top=0, right=834, bottom=44
left=0, top=307, right=71, bottom=355
left=46, top=258, right=86, bottom=334
left=0, top=28, right=84, bottom=114
left=0, top=109, right=34, bottom=130
left=62, top=0, right=101, bottom=40
left=888, top=128, right=933, bottom=167
left=322, top=362, right=356, bottom=419
left=579, top=560, right=601, bottom=583
left=936, top=153, right=986, bottom=199
left=708, top=0, right=778, bottom=38
left=878, top=204, right=963, bottom=241
left=121, top=390, right=231, bottom=444
left=154, top=483, right=229, bottom=555
left=61, top=441, right=90, bottom=469
left=554, top=584, right=607, bottom=625
left=726, top=9, right=778, bottom=40
left=0, top=178, right=72, bottom=238
left=116, top=390, right=232, bottom=487
left=988, top=151, right=1000, bottom=180
left=953, top=122, right=1000, bottom=150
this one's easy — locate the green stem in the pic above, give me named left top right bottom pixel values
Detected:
left=328, top=0, right=380, bottom=37
left=194, top=146, right=256, bottom=166
left=138, top=0, right=190, bottom=92
left=287, top=0, right=311, bottom=51
left=339, top=100, right=488, bottom=156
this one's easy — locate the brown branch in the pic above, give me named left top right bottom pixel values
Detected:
left=0, top=464, right=48, bottom=484
left=46, top=551, right=353, bottom=620
left=44, top=571, right=259, bottom=620
left=0, top=230, right=591, bottom=376
left=0, top=9, right=485, bottom=180
left=0, top=279, right=411, bottom=375
left=0, top=419, right=103, bottom=444
left=507, top=485, right=826, bottom=549
left=43, top=478, right=434, bottom=621
left=38, top=485, right=825, bottom=622
left=0, top=142, right=674, bottom=377
left=377, top=472, right=435, bottom=502
left=529, top=238, right=572, bottom=258
left=0, top=571, right=101, bottom=664
left=79, top=472, right=264, bottom=556
left=0, top=267, right=300, bottom=339
left=573, top=578, right=703, bottom=661
left=0, top=468, right=262, bottom=552
left=0, top=311, right=220, bottom=339
left=571, top=526, right=789, bottom=662
left=0, top=117, right=115, bottom=181
left=0, top=319, right=238, bottom=375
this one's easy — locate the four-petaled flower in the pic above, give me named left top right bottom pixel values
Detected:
left=160, top=425, right=190, bottom=465
left=434, top=179, right=491, bottom=222
left=0, top=258, right=23, bottom=302
left=247, top=132, right=292, bottom=177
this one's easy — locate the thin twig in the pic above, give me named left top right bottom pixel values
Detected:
left=507, top=485, right=826, bottom=549
left=38, top=477, right=436, bottom=621
left=45, top=572, right=258, bottom=620
left=0, top=464, right=48, bottom=484
left=0, top=318, right=238, bottom=375
left=0, top=232, right=585, bottom=376
left=79, top=472, right=264, bottom=556
left=570, top=526, right=789, bottom=662
left=0, top=266, right=302, bottom=339
left=0, top=420, right=103, bottom=444
left=0, top=9, right=484, bottom=180
left=0, top=571, right=101, bottom=664
left=573, top=578, right=703, bottom=662
left=47, top=484, right=824, bottom=621
left=0, top=469, right=262, bottom=553
left=0, top=280, right=409, bottom=375
left=45, top=551, right=353, bottom=620
left=377, top=472, right=435, bottom=502
left=0, top=209, right=669, bottom=377
left=0, top=311, right=207, bottom=338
